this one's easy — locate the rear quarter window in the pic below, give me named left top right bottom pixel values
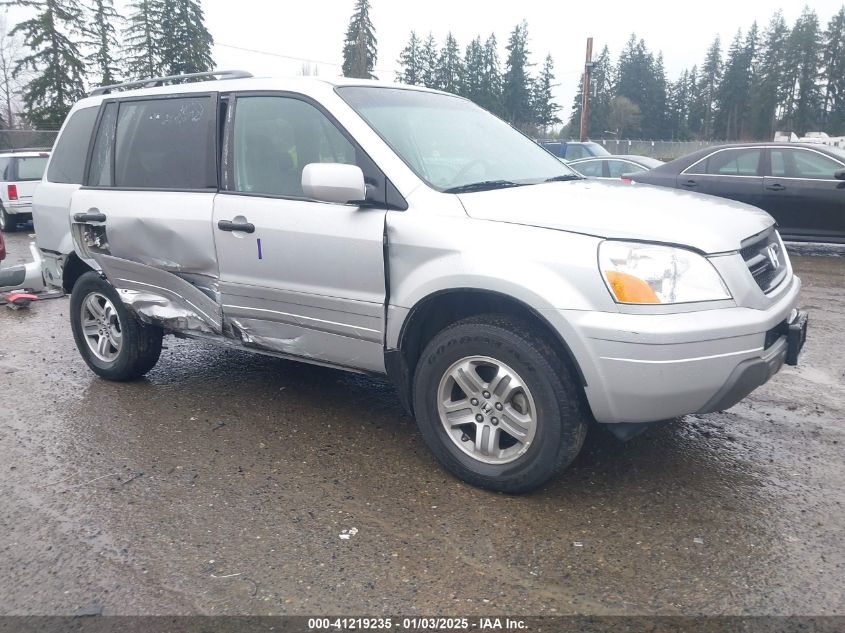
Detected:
left=47, top=106, right=99, bottom=184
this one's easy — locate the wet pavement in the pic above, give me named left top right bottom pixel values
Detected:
left=0, top=230, right=843, bottom=616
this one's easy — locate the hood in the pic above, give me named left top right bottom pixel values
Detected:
left=457, top=180, right=775, bottom=254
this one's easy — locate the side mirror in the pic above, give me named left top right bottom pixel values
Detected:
left=835, top=168, right=845, bottom=181
left=301, top=163, right=366, bottom=205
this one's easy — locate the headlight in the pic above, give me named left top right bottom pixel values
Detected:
left=599, top=241, right=731, bottom=304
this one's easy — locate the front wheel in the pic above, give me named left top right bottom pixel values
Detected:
left=70, top=272, right=163, bottom=381
left=412, top=315, right=589, bottom=494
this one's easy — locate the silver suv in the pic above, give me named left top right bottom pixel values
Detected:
left=0, top=148, right=50, bottom=231
left=33, top=71, right=808, bottom=493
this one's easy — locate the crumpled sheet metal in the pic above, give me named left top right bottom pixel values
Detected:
left=93, top=254, right=223, bottom=334
left=117, top=289, right=216, bottom=334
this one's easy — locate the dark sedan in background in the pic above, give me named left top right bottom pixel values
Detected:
left=630, top=143, right=845, bottom=243
left=569, top=155, right=664, bottom=179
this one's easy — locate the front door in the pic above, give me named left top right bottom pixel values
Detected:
left=213, top=94, right=387, bottom=373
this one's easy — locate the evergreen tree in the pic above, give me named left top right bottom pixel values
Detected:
left=124, top=0, right=162, bottom=79
left=342, top=0, right=377, bottom=79
left=160, top=0, right=213, bottom=76
left=478, top=33, right=502, bottom=115
left=502, top=21, right=533, bottom=127
left=644, top=52, right=667, bottom=138
left=85, top=0, right=121, bottom=86
left=531, top=53, right=559, bottom=131
left=419, top=32, right=438, bottom=89
left=435, top=32, right=463, bottom=94
left=749, top=10, right=790, bottom=139
left=783, top=7, right=822, bottom=134
left=462, top=36, right=484, bottom=104
left=11, top=0, right=87, bottom=128
left=396, top=31, right=422, bottom=85
left=715, top=26, right=757, bottom=140
left=698, top=36, right=722, bottom=139
left=667, top=69, right=692, bottom=140
left=822, top=7, right=845, bottom=133
left=686, top=65, right=703, bottom=137
left=615, top=36, right=665, bottom=137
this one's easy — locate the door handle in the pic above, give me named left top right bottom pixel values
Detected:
left=766, top=183, right=786, bottom=192
left=73, top=211, right=107, bottom=222
left=218, top=219, right=255, bottom=233
left=681, top=179, right=698, bottom=188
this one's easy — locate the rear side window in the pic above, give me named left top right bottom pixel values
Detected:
left=0, top=157, right=10, bottom=180
left=771, top=148, right=844, bottom=180
left=88, top=102, right=118, bottom=186
left=15, top=156, right=48, bottom=181
left=114, top=96, right=216, bottom=189
left=47, top=106, right=98, bottom=184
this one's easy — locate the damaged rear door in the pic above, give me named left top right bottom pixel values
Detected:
left=71, top=93, right=223, bottom=333
left=213, top=93, right=387, bottom=372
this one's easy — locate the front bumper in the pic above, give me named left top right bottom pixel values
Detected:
left=556, top=275, right=804, bottom=424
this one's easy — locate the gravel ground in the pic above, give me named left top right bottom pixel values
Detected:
left=0, top=230, right=843, bottom=616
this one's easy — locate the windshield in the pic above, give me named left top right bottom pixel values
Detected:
left=337, top=87, right=579, bottom=192
left=15, top=156, right=48, bottom=181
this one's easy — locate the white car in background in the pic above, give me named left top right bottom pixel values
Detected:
left=0, top=148, right=51, bottom=232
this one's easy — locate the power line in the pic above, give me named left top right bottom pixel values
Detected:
left=215, top=42, right=399, bottom=75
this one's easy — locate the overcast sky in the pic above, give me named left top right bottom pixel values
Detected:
left=2, top=0, right=843, bottom=123
left=207, top=0, right=844, bottom=122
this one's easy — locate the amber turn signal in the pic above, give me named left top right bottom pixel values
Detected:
left=604, top=271, right=660, bottom=304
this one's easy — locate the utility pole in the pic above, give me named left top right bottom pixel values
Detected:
left=579, top=37, right=594, bottom=142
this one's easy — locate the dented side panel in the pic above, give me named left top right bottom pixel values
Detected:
left=70, top=188, right=222, bottom=333
left=95, top=255, right=222, bottom=333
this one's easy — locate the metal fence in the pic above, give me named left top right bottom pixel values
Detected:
left=584, top=139, right=725, bottom=161
left=0, top=129, right=59, bottom=151
left=592, top=139, right=725, bottom=160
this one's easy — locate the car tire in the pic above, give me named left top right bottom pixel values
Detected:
left=0, top=205, right=17, bottom=232
left=412, top=314, right=589, bottom=494
left=70, top=271, right=163, bottom=381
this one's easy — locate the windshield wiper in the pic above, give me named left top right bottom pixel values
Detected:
left=443, top=180, right=523, bottom=194
left=545, top=174, right=582, bottom=182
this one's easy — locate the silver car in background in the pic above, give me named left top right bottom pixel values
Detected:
left=33, top=72, right=807, bottom=493
left=568, top=154, right=664, bottom=179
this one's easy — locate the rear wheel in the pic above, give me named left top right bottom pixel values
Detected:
left=70, top=272, right=163, bottom=381
left=412, top=315, right=589, bottom=494
left=0, top=205, right=17, bottom=232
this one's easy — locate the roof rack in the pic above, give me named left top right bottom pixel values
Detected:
left=90, top=70, right=254, bottom=96
left=0, top=147, right=52, bottom=153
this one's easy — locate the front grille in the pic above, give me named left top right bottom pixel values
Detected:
left=740, top=229, right=788, bottom=293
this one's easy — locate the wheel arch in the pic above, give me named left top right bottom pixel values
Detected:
left=62, top=251, right=96, bottom=293
left=386, top=288, right=587, bottom=416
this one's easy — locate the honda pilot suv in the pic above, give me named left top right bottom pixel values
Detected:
left=33, top=71, right=808, bottom=493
